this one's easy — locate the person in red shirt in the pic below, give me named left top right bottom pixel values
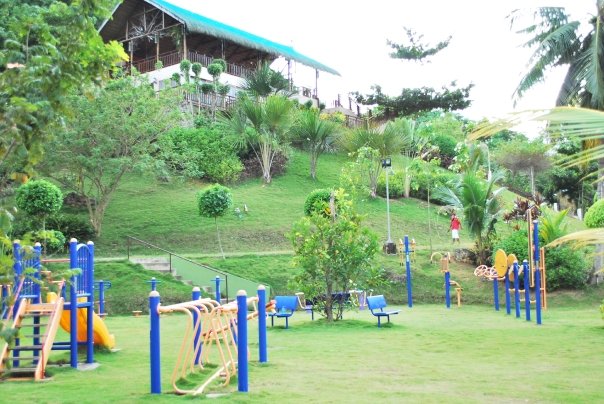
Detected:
left=450, top=213, right=462, bottom=244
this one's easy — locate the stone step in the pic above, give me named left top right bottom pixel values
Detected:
left=129, top=257, right=171, bottom=273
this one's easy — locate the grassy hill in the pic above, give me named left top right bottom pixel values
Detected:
left=97, top=150, right=476, bottom=257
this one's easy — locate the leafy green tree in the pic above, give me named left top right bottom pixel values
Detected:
left=41, top=74, right=184, bottom=236
left=226, top=94, right=294, bottom=184
left=291, top=109, right=341, bottom=179
left=387, top=27, right=451, bottom=62
left=0, top=0, right=127, bottom=182
left=197, top=184, right=233, bottom=259
left=436, top=172, right=505, bottom=264
left=289, top=190, right=380, bottom=322
left=15, top=179, right=62, bottom=226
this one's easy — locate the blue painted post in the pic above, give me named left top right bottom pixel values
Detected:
left=149, top=291, right=161, bottom=394
left=12, top=241, right=22, bottom=319
left=523, top=260, right=531, bottom=322
left=192, top=287, right=202, bottom=365
left=505, top=270, right=511, bottom=315
left=533, top=220, right=542, bottom=325
left=69, top=238, right=78, bottom=368
left=214, top=276, right=221, bottom=303
left=444, top=271, right=451, bottom=309
left=237, top=290, right=248, bottom=392
left=98, top=280, right=106, bottom=316
left=86, top=241, right=94, bottom=364
left=513, top=261, right=520, bottom=318
left=33, top=243, right=42, bottom=304
left=404, top=235, right=413, bottom=308
left=493, top=277, right=499, bottom=311
left=258, top=285, right=267, bottom=363
left=535, top=268, right=542, bottom=325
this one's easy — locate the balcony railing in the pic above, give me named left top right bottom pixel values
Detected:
left=128, top=50, right=252, bottom=78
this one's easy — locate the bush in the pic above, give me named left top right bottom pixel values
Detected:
left=376, top=171, right=404, bottom=198
left=47, top=214, right=95, bottom=242
left=411, top=170, right=456, bottom=203
left=158, top=127, right=242, bottom=183
left=493, top=230, right=590, bottom=290
left=544, top=246, right=590, bottom=290
left=15, top=179, right=63, bottom=217
left=304, top=189, right=333, bottom=216
left=584, top=199, right=604, bottom=228
left=431, top=134, right=458, bottom=157
left=40, top=230, right=66, bottom=254
left=240, top=151, right=288, bottom=180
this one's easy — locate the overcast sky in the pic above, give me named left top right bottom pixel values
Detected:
left=166, top=0, right=595, bottom=127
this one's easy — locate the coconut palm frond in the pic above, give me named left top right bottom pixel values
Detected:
left=547, top=228, right=604, bottom=248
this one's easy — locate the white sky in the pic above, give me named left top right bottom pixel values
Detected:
left=166, top=0, right=595, bottom=127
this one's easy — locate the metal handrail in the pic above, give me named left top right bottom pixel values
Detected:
left=125, top=235, right=230, bottom=301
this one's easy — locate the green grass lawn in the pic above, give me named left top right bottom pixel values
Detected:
left=2, top=302, right=602, bottom=402
left=96, top=150, right=529, bottom=257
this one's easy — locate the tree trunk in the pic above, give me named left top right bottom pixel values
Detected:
left=310, top=152, right=317, bottom=180
left=215, top=218, right=225, bottom=259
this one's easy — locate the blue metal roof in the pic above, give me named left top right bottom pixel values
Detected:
left=149, top=0, right=340, bottom=76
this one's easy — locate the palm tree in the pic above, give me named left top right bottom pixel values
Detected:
left=291, top=109, right=341, bottom=179
left=436, top=172, right=505, bottom=264
left=512, top=3, right=604, bottom=197
left=227, top=94, right=294, bottom=184
left=242, top=62, right=293, bottom=98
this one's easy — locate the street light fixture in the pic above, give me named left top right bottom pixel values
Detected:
left=382, top=158, right=396, bottom=255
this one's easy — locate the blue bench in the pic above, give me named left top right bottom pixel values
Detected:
left=268, top=296, right=298, bottom=329
left=366, top=295, right=400, bottom=327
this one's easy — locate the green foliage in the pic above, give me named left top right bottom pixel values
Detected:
left=409, top=164, right=456, bottom=202
left=242, top=62, right=291, bottom=97
left=47, top=214, right=95, bottom=242
left=212, top=58, right=227, bottom=71
left=200, top=83, right=213, bottom=94
left=584, top=199, right=604, bottom=228
left=376, top=171, right=405, bottom=198
left=36, top=229, right=66, bottom=254
left=387, top=27, right=451, bottom=62
left=41, top=73, right=184, bottom=236
left=290, top=190, right=380, bottom=322
left=545, top=246, right=591, bottom=290
left=352, top=83, right=473, bottom=120
left=171, top=72, right=181, bottom=85
left=197, top=184, right=233, bottom=219
left=191, top=62, right=202, bottom=78
left=539, top=207, right=569, bottom=244
left=600, top=299, right=604, bottom=320
left=15, top=180, right=63, bottom=217
left=179, top=59, right=191, bottom=83
left=158, top=127, right=242, bottom=183
left=0, top=0, right=127, bottom=182
left=207, top=62, right=224, bottom=78
left=493, top=229, right=530, bottom=262
left=304, top=188, right=334, bottom=216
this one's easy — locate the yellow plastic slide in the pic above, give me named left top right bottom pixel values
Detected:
left=47, top=292, right=116, bottom=349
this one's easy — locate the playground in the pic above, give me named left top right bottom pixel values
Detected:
left=0, top=301, right=602, bottom=402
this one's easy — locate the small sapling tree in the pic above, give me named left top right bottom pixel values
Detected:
left=197, top=184, right=233, bottom=259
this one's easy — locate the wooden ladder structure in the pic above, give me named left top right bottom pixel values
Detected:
left=0, top=298, right=64, bottom=381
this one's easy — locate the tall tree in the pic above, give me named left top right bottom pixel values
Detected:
left=41, top=74, right=184, bottom=236
left=0, top=0, right=127, bottom=182
left=291, top=109, right=341, bottom=180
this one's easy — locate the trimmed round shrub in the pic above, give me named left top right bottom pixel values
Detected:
left=207, top=62, right=224, bottom=77
left=212, top=58, right=227, bottom=71
left=197, top=184, right=233, bottom=219
left=584, top=198, right=604, bottom=228
left=431, top=134, right=458, bottom=157
left=15, top=179, right=63, bottom=217
left=304, top=188, right=335, bottom=217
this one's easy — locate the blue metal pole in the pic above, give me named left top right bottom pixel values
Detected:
left=12, top=240, right=22, bottom=319
left=214, top=276, right=221, bottom=302
left=192, top=287, right=202, bottom=365
left=237, top=290, right=248, bottom=392
left=535, top=268, right=542, bottom=325
left=404, top=235, right=413, bottom=308
left=150, top=291, right=161, bottom=394
left=258, top=285, right=267, bottom=363
left=444, top=271, right=450, bottom=309
left=533, top=220, right=542, bottom=325
left=523, top=260, right=531, bottom=322
left=493, top=276, right=499, bottom=311
left=513, top=261, right=520, bottom=319
left=505, top=270, right=511, bottom=315
left=86, top=241, right=94, bottom=364
left=33, top=243, right=42, bottom=304
left=99, top=280, right=105, bottom=316
left=69, top=238, right=78, bottom=368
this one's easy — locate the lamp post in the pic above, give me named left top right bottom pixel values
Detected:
left=382, top=158, right=396, bottom=254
